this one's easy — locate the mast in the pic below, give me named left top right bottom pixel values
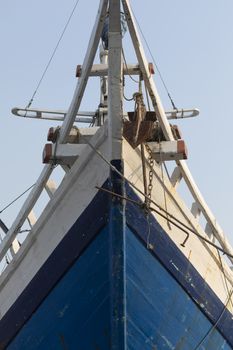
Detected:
left=108, top=2, right=127, bottom=349
left=108, top=0, right=124, bottom=161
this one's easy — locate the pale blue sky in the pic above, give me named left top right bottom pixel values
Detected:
left=0, top=1, right=233, bottom=244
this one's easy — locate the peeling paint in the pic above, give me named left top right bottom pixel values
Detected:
left=58, top=304, right=69, bottom=318
left=169, top=259, right=179, bottom=271
left=161, top=335, right=175, bottom=349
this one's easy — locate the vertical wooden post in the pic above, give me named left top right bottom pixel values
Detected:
left=108, top=1, right=126, bottom=349
left=108, top=0, right=123, bottom=161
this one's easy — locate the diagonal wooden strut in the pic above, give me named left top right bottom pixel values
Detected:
left=0, top=1, right=109, bottom=266
left=59, top=0, right=108, bottom=143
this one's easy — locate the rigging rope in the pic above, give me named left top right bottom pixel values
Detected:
left=193, top=287, right=233, bottom=349
left=218, top=251, right=233, bottom=310
left=86, top=139, right=233, bottom=260
left=122, top=48, right=140, bottom=102
left=131, top=8, right=178, bottom=110
left=25, top=0, right=81, bottom=110
left=96, top=185, right=233, bottom=261
left=122, top=48, right=139, bottom=84
left=0, top=183, right=36, bottom=214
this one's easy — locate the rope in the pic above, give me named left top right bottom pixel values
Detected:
left=163, top=162, right=171, bottom=181
left=123, top=91, right=134, bottom=102
left=25, top=0, right=81, bottom=110
left=122, top=49, right=139, bottom=102
left=217, top=250, right=233, bottom=310
left=131, top=8, right=178, bottom=110
left=95, top=185, right=233, bottom=260
left=122, top=48, right=139, bottom=84
left=86, top=139, right=233, bottom=260
left=193, top=288, right=233, bottom=350
left=0, top=183, right=36, bottom=214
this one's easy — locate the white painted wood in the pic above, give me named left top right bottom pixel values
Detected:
left=0, top=123, right=109, bottom=318
left=27, top=210, right=37, bottom=228
left=78, top=63, right=143, bottom=77
left=0, top=165, right=53, bottom=263
left=170, top=166, right=183, bottom=188
left=79, top=127, right=99, bottom=143
left=99, top=46, right=108, bottom=109
left=63, top=127, right=79, bottom=144
left=59, top=0, right=108, bottom=143
left=0, top=220, right=8, bottom=234
left=205, top=223, right=214, bottom=239
left=45, top=179, right=57, bottom=199
left=179, top=159, right=233, bottom=264
left=61, top=165, right=71, bottom=173
left=122, top=0, right=174, bottom=141
left=148, top=140, right=187, bottom=161
left=108, top=0, right=123, bottom=160
left=48, top=126, right=99, bottom=144
left=11, top=240, right=20, bottom=255
left=43, top=144, right=86, bottom=166
left=191, top=202, right=201, bottom=220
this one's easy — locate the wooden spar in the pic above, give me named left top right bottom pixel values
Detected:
left=76, top=63, right=154, bottom=77
left=59, top=0, right=108, bottom=144
left=122, top=0, right=233, bottom=264
left=0, top=220, right=8, bottom=234
left=122, top=0, right=174, bottom=141
left=0, top=165, right=53, bottom=263
left=108, top=2, right=127, bottom=349
left=170, top=167, right=183, bottom=189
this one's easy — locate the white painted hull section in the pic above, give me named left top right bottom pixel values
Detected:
left=0, top=125, right=109, bottom=319
left=0, top=131, right=232, bottom=321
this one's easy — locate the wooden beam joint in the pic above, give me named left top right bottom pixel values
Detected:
left=147, top=140, right=188, bottom=162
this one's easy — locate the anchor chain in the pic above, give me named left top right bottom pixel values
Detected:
left=144, top=143, right=154, bottom=205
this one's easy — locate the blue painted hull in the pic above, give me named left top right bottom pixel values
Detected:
left=1, top=172, right=233, bottom=349
left=6, top=228, right=232, bottom=349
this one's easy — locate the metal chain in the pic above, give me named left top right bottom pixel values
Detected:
left=144, top=143, right=154, bottom=204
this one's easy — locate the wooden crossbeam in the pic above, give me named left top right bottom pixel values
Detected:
left=170, top=166, right=183, bottom=188
left=27, top=210, right=37, bottom=228
left=76, top=63, right=154, bottom=77
left=43, top=144, right=86, bottom=166
left=45, top=179, right=57, bottom=199
left=148, top=140, right=188, bottom=162
left=191, top=202, right=201, bottom=220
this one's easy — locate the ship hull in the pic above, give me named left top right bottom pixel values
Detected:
left=2, top=178, right=233, bottom=349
